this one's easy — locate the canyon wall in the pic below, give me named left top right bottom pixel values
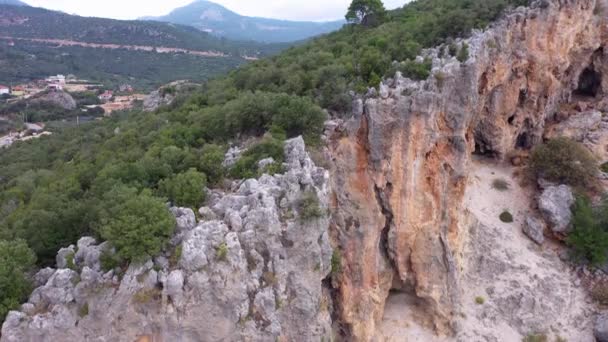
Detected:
left=328, top=0, right=607, bottom=339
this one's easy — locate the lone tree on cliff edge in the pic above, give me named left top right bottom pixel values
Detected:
left=346, top=0, right=386, bottom=26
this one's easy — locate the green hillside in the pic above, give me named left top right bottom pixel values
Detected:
left=0, top=5, right=288, bottom=90
left=0, top=0, right=529, bottom=322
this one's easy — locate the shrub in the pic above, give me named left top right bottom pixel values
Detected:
left=499, top=210, right=514, bottom=223
left=475, top=296, right=485, bottom=304
left=78, top=303, right=89, bottom=317
left=567, top=196, right=608, bottom=265
left=216, top=242, right=228, bottom=261
left=0, top=239, right=36, bottom=322
left=457, top=43, right=470, bottom=63
left=492, top=178, right=510, bottom=191
left=169, top=245, right=182, bottom=268
left=199, top=144, right=226, bottom=185
left=159, top=168, right=207, bottom=209
left=331, top=249, right=342, bottom=275
left=590, top=283, right=608, bottom=305
left=230, top=138, right=285, bottom=179
left=99, top=190, right=176, bottom=263
left=523, top=333, right=548, bottom=342
left=299, top=191, right=323, bottom=221
left=529, top=138, right=597, bottom=189
left=66, top=251, right=76, bottom=271
left=132, top=287, right=162, bottom=304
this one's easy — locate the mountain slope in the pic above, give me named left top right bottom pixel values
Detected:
left=0, top=5, right=288, bottom=89
left=0, top=0, right=27, bottom=5
left=142, top=0, right=344, bottom=43
left=0, top=5, right=282, bottom=54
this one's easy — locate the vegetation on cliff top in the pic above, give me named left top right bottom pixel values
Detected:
left=0, top=0, right=529, bottom=321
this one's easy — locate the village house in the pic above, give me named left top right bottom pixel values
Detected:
left=0, top=85, right=9, bottom=96
left=46, top=75, right=66, bottom=85
left=48, top=83, right=63, bottom=91
left=98, top=90, right=113, bottom=102
left=119, top=84, right=134, bottom=92
left=11, top=85, right=25, bottom=96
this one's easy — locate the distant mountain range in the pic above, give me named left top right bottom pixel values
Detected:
left=141, top=0, right=345, bottom=43
left=0, top=0, right=27, bottom=5
left=0, top=4, right=289, bottom=90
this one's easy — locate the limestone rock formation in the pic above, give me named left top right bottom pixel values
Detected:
left=538, top=185, right=575, bottom=234
left=1, top=137, right=333, bottom=342
left=523, top=216, right=546, bottom=245
left=327, top=0, right=605, bottom=339
left=33, top=90, right=77, bottom=110
left=596, top=312, right=608, bottom=342
left=143, top=81, right=199, bottom=112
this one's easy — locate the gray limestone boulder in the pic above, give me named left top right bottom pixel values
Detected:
left=523, top=216, right=545, bottom=245
left=595, top=312, right=608, bottom=342
left=538, top=185, right=575, bottom=234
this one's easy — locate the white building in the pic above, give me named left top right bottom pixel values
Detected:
left=0, top=85, right=9, bottom=95
left=46, top=75, right=66, bottom=85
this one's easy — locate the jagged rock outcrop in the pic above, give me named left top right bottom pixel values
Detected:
left=328, top=0, right=606, bottom=339
left=1, top=137, right=333, bottom=342
left=143, top=81, right=199, bottom=112
left=33, top=90, right=77, bottom=110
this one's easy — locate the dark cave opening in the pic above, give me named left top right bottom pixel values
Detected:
left=516, top=132, right=529, bottom=149
left=574, top=67, right=602, bottom=97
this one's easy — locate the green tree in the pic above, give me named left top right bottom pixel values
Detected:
left=529, top=138, right=598, bottom=190
left=159, top=169, right=207, bottom=208
left=567, top=196, right=608, bottom=265
left=200, top=144, right=226, bottom=185
left=0, top=239, right=36, bottom=322
left=99, top=190, right=175, bottom=263
left=346, top=0, right=386, bottom=26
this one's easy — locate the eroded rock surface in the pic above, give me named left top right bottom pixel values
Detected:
left=1, top=137, right=333, bottom=342
left=328, top=0, right=605, bottom=339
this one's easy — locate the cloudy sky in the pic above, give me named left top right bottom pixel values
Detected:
left=23, top=0, right=407, bottom=21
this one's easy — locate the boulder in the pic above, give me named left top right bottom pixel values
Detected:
left=56, top=245, right=75, bottom=269
left=523, top=216, right=545, bottom=245
left=538, top=185, right=575, bottom=234
left=595, top=312, right=608, bottom=342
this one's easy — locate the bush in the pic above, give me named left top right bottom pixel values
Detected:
left=499, top=210, right=514, bottom=223
left=457, top=43, right=470, bottom=63
left=99, top=190, right=176, bottom=263
left=331, top=249, right=342, bottom=275
left=529, top=138, right=598, bottom=189
left=475, top=296, right=485, bottom=304
left=199, top=144, right=226, bottom=185
left=0, top=239, right=36, bottom=322
left=523, top=333, right=548, bottom=342
left=590, top=283, right=608, bottom=305
left=492, top=178, right=510, bottom=191
left=216, top=242, right=228, bottom=261
left=159, top=168, right=207, bottom=209
left=299, top=191, right=323, bottom=221
left=567, top=196, right=608, bottom=265
left=230, top=138, right=285, bottom=179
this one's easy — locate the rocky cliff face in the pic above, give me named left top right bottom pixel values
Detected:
left=1, top=137, right=334, bottom=342
left=328, top=0, right=607, bottom=339
left=3, top=0, right=608, bottom=341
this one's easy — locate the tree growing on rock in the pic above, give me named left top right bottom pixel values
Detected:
left=346, top=0, right=386, bottom=26
left=99, top=189, right=175, bottom=263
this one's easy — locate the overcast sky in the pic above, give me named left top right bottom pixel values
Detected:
left=23, top=0, right=407, bottom=21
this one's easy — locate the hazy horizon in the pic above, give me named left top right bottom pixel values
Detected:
left=22, top=0, right=408, bottom=22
